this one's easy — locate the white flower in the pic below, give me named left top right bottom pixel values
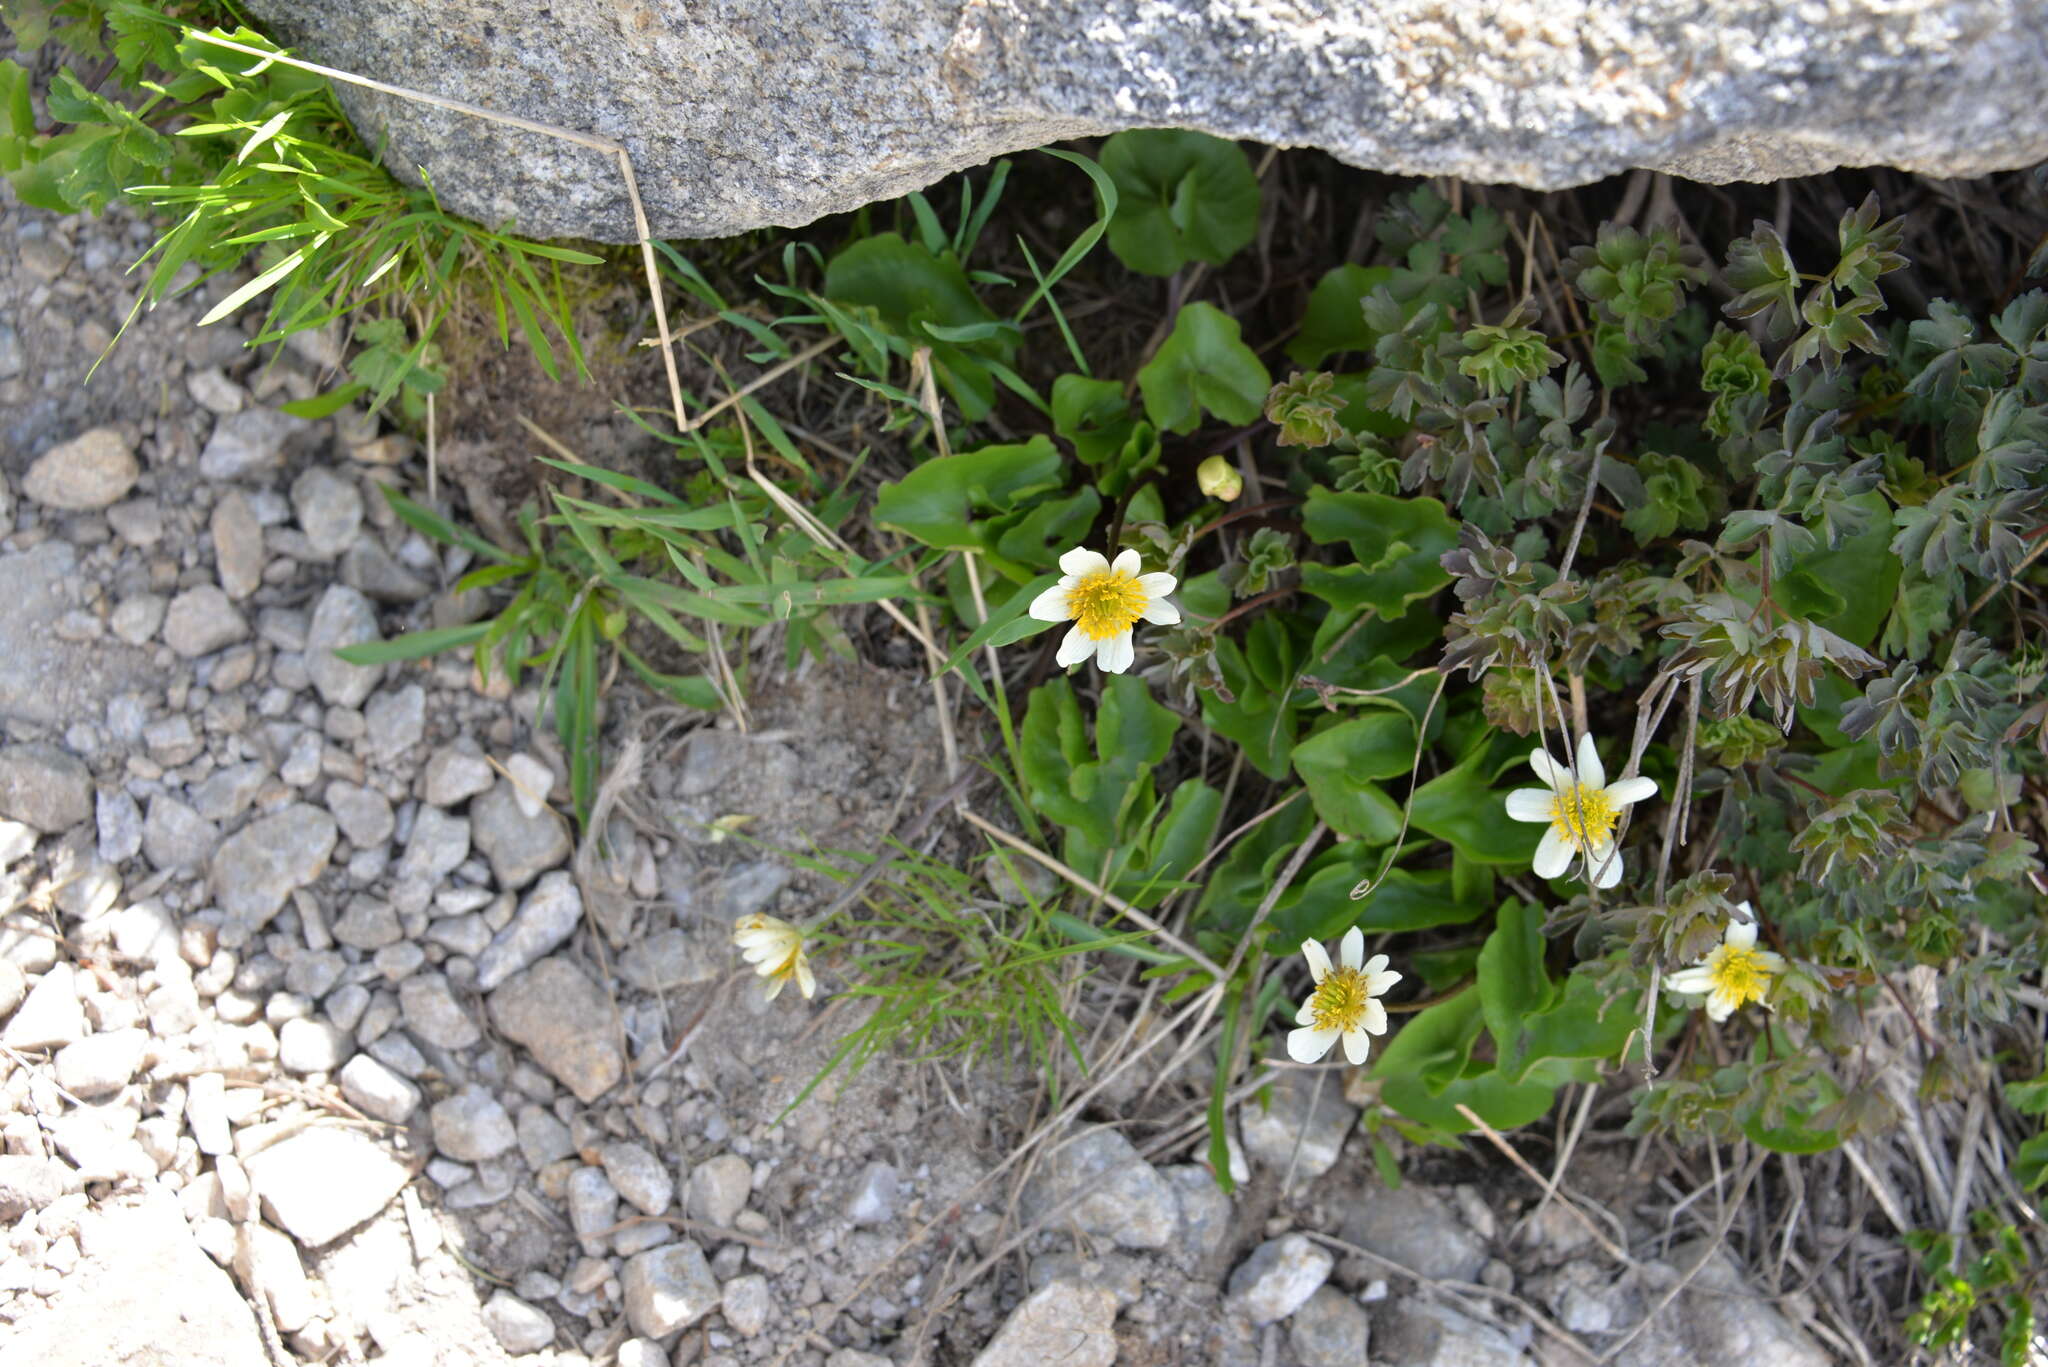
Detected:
left=1027, top=547, right=1180, bottom=674
left=1664, top=904, right=1787, bottom=1022
left=1286, top=927, right=1401, bottom=1066
left=1504, top=733, right=1658, bottom=889
left=732, top=913, right=816, bottom=1001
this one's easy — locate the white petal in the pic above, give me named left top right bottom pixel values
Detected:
left=1300, top=939, right=1332, bottom=981
left=1528, top=748, right=1567, bottom=791
left=1137, top=571, right=1177, bottom=598
left=1734, top=900, right=1755, bottom=918
left=1140, top=598, right=1181, bottom=625
left=1575, top=733, right=1606, bottom=791
left=1725, top=920, right=1758, bottom=950
left=1705, top=991, right=1737, bottom=1022
left=1295, top=1000, right=1321, bottom=1026
left=1664, top=966, right=1713, bottom=994
left=794, top=956, right=817, bottom=1000
left=1361, top=953, right=1390, bottom=978
left=1055, top=625, right=1094, bottom=667
left=762, top=973, right=786, bottom=1002
left=1059, top=547, right=1108, bottom=578
left=1287, top=1026, right=1339, bottom=1064
left=1027, top=582, right=1072, bottom=622
left=1604, top=776, right=1658, bottom=807
left=1096, top=632, right=1134, bottom=673
left=1341, top=1028, right=1373, bottom=1066
left=1360, top=1000, right=1388, bottom=1035
left=1755, top=950, right=1788, bottom=974
left=1589, top=846, right=1624, bottom=889
left=1532, top=827, right=1574, bottom=879
left=1109, top=548, right=1141, bottom=578
left=1339, top=927, right=1364, bottom=970
left=1366, top=966, right=1403, bottom=996
left=1505, top=788, right=1556, bottom=822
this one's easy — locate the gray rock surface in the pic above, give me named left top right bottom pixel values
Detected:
left=1226, top=1232, right=1333, bottom=1325
left=970, top=1279, right=1117, bottom=1367
left=0, top=543, right=148, bottom=728
left=621, top=1240, right=721, bottom=1339
left=304, top=584, right=384, bottom=706
left=7, top=1192, right=266, bottom=1367
left=489, top=955, right=623, bottom=1103
left=338, top=1052, right=423, bottom=1122
left=1239, top=1069, right=1355, bottom=1179
left=474, top=869, right=582, bottom=990
left=246, top=0, right=2048, bottom=243
left=483, top=1290, right=559, bottom=1354
left=1340, top=1183, right=1491, bottom=1283
left=24, top=426, right=139, bottom=509
left=431, top=1084, right=519, bottom=1161
left=198, top=406, right=304, bottom=480
left=163, top=585, right=250, bottom=658
left=1289, top=1286, right=1372, bottom=1367
left=2, top=963, right=86, bottom=1050
left=1370, top=1300, right=1532, bottom=1367
left=209, top=803, right=338, bottom=931
left=244, top=1126, right=411, bottom=1246
left=0, top=742, right=92, bottom=833
left=470, top=779, right=572, bottom=891
left=602, top=1141, right=675, bottom=1217
left=1022, top=1126, right=1178, bottom=1250
left=686, top=1152, right=753, bottom=1228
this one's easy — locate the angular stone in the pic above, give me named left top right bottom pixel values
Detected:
left=1164, top=1164, right=1232, bottom=1264
left=722, top=1272, right=771, bottom=1338
left=0, top=1154, right=82, bottom=1221
left=361, top=684, right=426, bottom=763
left=1227, top=1233, right=1333, bottom=1325
left=686, top=1153, right=752, bottom=1228
left=163, top=585, right=250, bottom=658
left=341, top=536, right=434, bottom=603
left=483, top=1290, right=558, bottom=1354
left=430, top=1084, right=518, bottom=1161
left=1239, top=1069, right=1354, bottom=1180
left=96, top=789, right=143, bottom=862
left=143, top=793, right=220, bottom=873
left=0, top=743, right=91, bottom=833
left=398, top=972, right=481, bottom=1050
left=278, top=1017, right=353, bottom=1074
left=244, top=0, right=2048, bottom=246
left=602, top=1141, right=674, bottom=1216
left=326, top=780, right=396, bottom=849
left=616, top=928, right=718, bottom=992
left=1289, top=1286, right=1371, bottom=1367
left=53, top=1027, right=149, bottom=1098
left=211, top=491, right=266, bottom=600
left=1022, top=1127, right=1177, bottom=1250
left=489, top=956, right=622, bottom=1103
left=970, top=1280, right=1117, bottom=1367
left=304, top=585, right=384, bottom=707
left=243, top=1126, right=411, bottom=1247
left=24, top=426, right=139, bottom=510
left=474, top=869, right=582, bottom=991
left=1339, top=1184, right=1490, bottom=1284
left=338, top=1052, right=422, bottom=1123
left=843, top=1160, right=897, bottom=1226
left=1369, top=1300, right=1532, bottom=1367
left=234, top=1220, right=317, bottom=1335
left=210, top=804, right=337, bottom=931
left=470, top=779, right=571, bottom=891
left=332, top=894, right=402, bottom=950
left=198, top=406, right=305, bottom=481
left=2, top=963, right=86, bottom=1050
left=621, top=1240, right=720, bottom=1339
left=423, top=747, right=494, bottom=807
left=291, top=466, right=365, bottom=559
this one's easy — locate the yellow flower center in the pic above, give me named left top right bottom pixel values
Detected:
left=1549, top=782, right=1618, bottom=849
left=1707, top=943, right=1775, bottom=1007
left=1066, top=569, right=1150, bottom=641
left=1307, top=967, right=1370, bottom=1034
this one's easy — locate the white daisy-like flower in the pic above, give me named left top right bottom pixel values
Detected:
left=1027, top=547, right=1180, bottom=674
left=1504, top=733, right=1658, bottom=890
left=1286, top=927, right=1401, bottom=1066
left=732, top=913, right=816, bottom=1001
left=1664, top=904, right=1788, bottom=1022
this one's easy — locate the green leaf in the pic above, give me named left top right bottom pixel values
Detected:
left=1051, top=373, right=1135, bottom=466
left=1477, top=900, right=1553, bottom=1051
left=1298, top=487, right=1458, bottom=617
left=1018, top=675, right=1179, bottom=849
left=872, top=435, right=1063, bottom=550
left=933, top=575, right=1059, bottom=678
left=334, top=622, right=490, bottom=666
left=280, top=381, right=370, bottom=420
left=1409, top=749, right=1542, bottom=865
left=1100, top=129, right=1260, bottom=276
left=1137, top=303, right=1271, bottom=435
left=1287, top=264, right=1395, bottom=367
left=1292, top=713, right=1416, bottom=841
left=822, top=232, right=1012, bottom=419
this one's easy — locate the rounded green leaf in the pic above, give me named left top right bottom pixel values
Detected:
left=1292, top=713, right=1417, bottom=840
left=1288, top=264, right=1396, bottom=367
left=1100, top=130, right=1260, bottom=276
left=1137, top=303, right=1272, bottom=435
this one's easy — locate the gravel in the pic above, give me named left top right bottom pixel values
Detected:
left=601, top=1141, right=675, bottom=1217
left=1022, top=1127, right=1179, bottom=1250
left=469, top=779, right=572, bottom=891
left=162, top=585, right=250, bottom=658
left=0, top=743, right=93, bottom=833
left=970, top=1280, right=1118, bottom=1367
left=488, top=956, right=622, bottom=1103
left=1227, top=1233, right=1335, bottom=1324
left=337, top=1052, right=422, bottom=1122
left=303, top=585, right=383, bottom=707
left=23, top=426, right=139, bottom=510
left=242, top=1126, right=412, bottom=1247
left=208, top=804, right=337, bottom=932
left=621, top=1240, right=721, bottom=1339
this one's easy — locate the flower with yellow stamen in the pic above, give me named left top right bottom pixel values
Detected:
left=1286, top=927, right=1401, bottom=1065
left=731, top=913, right=816, bottom=1001
left=1027, top=546, right=1180, bottom=673
left=1504, top=732, right=1657, bottom=889
left=1665, top=906, right=1787, bottom=1021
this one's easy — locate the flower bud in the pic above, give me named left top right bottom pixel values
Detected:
left=1196, top=455, right=1243, bottom=502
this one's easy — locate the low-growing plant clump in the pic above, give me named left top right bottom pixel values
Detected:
left=10, top=7, right=2048, bottom=1360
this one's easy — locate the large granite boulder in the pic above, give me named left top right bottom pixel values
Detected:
left=247, top=1, right=2048, bottom=243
